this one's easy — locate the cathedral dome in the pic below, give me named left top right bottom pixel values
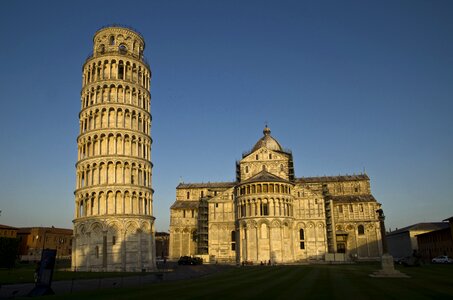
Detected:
left=252, top=126, right=283, bottom=152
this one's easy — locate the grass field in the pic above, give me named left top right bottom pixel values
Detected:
left=32, top=263, right=453, bottom=300
left=0, top=262, right=143, bottom=284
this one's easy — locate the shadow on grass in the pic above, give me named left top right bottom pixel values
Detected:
left=32, top=263, right=453, bottom=300
left=0, top=261, right=150, bottom=285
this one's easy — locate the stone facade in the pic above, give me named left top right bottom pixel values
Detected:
left=72, top=26, right=155, bottom=271
left=417, top=227, right=453, bottom=261
left=17, top=227, right=72, bottom=261
left=170, top=126, right=383, bottom=263
left=0, top=224, right=18, bottom=238
left=155, top=232, right=170, bottom=258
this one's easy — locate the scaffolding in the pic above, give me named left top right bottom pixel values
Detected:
left=197, top=197, right=209, bottom=254
left=323, top=184, right=336, bottom=253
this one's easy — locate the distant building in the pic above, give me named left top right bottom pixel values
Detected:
left=0, top=224, right=18, bottom=238
left=445, top=216, right=453, bottom=240
left=416, top=217, right=453, bottom=261
left=17, top=227, right=73, bottom=261
left=155, top=232, right=169, bottom=258
left=386, top=223, right=448, bottom=258
left=169, top=126, right=383, bottom=263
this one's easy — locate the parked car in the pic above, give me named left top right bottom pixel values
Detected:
left=431, top=256, right=453, bottom=264
left=393, top=257, right=405, bottom=265
left=177, top=256, right=203, bottom=265
left=191, top=257, right=203, bottom=265
left=178, top=256, right=192, bottom=265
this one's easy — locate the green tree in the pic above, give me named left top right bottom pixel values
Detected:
left=0, top=237, right=20, bottom=268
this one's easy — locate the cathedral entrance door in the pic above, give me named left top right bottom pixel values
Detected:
left=337, top=243, right=346, bottom=253
left=336, top=233, right=348, bottom=254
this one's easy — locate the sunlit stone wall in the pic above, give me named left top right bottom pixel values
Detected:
left=72, top=26, right=155, bottom=272
left=169, top=127, right=382, bottom=263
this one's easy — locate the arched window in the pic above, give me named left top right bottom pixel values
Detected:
left=187, top=191, right=190, bottom=199
left=358, top=225, right=365, bottom=235
left=269, top=153, right=272, bottom=159
left=231, top=231, right=236, bottom=250
left=256, top=154, right=259, bottom=160
left=109, top=36, right=115, bottom=45
left=262, top=203, right=268, bottom=216
left=245, top=166, right=249, bottom=173
left=299, top=229, right=305, bottom=249
left=299, top=229, right=305, bottom=240
left=118, top=61, right=124, bottom=79
left=119, top=44, right=127, bottom=54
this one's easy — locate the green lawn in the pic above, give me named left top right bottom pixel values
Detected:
left=35, top=263, right=453, bottom=300
left=0, top=262, right=144, bottom=284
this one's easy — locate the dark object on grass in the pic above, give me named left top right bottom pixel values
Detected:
left=28, top=249, right=57, bottom=297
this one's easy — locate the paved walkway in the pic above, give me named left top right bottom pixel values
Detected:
left=0, top=264, right=232, bottom=299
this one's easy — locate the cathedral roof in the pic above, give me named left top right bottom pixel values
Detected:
left=241, top=170, right=289, bottom=184
left=170, top=201, right=199, bottom=209
left=176, top=182, right=236, bottom=189
left=296, top=174, right=369, bottom=183
left=330, top=194, right=377, bottom=203
left=251, top=126, right=283, bottom=152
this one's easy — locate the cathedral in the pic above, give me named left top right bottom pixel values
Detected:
left=169, top=126, right=383, bottom=263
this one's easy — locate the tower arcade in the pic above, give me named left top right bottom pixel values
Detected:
left=73, top=26, right=155, bottom=271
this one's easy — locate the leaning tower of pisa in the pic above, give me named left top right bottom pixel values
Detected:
left=73, top=26, right=155, bottom=272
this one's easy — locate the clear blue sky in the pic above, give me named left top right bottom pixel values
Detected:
left=0, top=0, right=452, bottom=232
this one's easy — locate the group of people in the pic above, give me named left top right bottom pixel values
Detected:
left=260, top=260, right=273, bottom=266
left=241, top=260, right=275, bottom=266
